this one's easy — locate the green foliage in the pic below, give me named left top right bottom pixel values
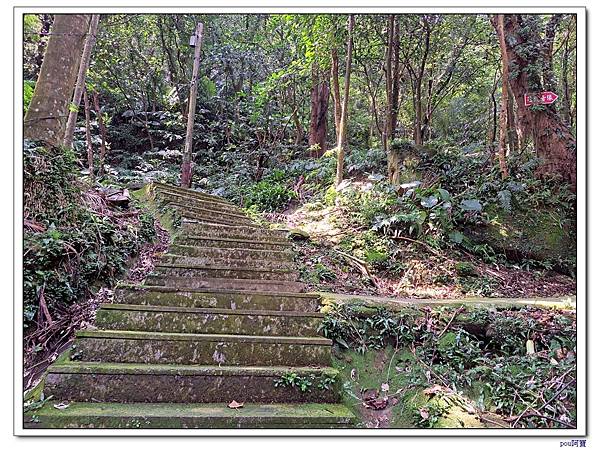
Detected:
left=323, top=303, right=577, bottom=428
left=274, top=371, right=337, bottom=393
left=243, top=171, right=296, bottom=212
left=23, top=80, right=36, bottom=115
left=23, top=142, right=156, bottom=328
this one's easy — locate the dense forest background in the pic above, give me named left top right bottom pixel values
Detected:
left=22, top=13, right=577, bottom=381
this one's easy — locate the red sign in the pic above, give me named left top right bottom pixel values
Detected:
left=524, top=91, right=559, bottom=106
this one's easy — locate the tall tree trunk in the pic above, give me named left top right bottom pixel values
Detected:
left=308, top=64, right=330, bottom=157
left=492, top=14, right=576, bottom=191
left=496, top=15, right=510, bottom=179
left=92, top=90, right=108, bottom=176
left=63, top=14, right=100, bottom=148
left=83, top=88, right=94, bottom=182
left=24, top=14, right=90, bottom=147
left=331, top=48, right=342, bottom=142
left=33, top=14, right=52, bottom=79
left=181, top=23, right=204, bottom=188
left=335, top=14, right=355, bottom=186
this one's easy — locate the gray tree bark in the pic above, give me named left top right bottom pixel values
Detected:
left=24, top=14, right=90, bottom=147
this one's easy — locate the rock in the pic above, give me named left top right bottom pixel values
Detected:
left=463, top=204, right=575, bottom=270
left=288, top=228, right=310, bottom=240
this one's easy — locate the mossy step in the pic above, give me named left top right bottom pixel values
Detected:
left=145, top=275, right=305, bottom=292
left=156, top=190, right=243, bottom=214
left=24, top=402, right=355, bottom=429
left=181, top=221, right=286, bottom=240
left=95, top=304, right=322, bottom=337
left=174, top=235, right=292, bottom=250
left=167, top=244, right=294, bottom=262
left=74, top=329, right=332, bottom=366
left=154, top=182, right=232, bottom=205
left=169, top=202, right=256, bottom=225
left=175, top=210, right=255, bottom=227
left=152, top=264, right=299, bottom=282
left=114, top=285, right=322, bottom=312
left=158, top=254, right=296, bottom=270
left=43, top=363, right=341, bottom=403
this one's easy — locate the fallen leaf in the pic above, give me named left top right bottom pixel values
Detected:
left=419, top=407, right=430, bottom=419
left=228, top=400, right=244, bottom=409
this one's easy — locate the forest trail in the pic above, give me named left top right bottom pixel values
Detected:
left=25, top=183, right=354, bottom=429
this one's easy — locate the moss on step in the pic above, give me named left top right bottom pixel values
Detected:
left=24, top=402, right=355, bottom=429
left=132, top=184, right=181, bottom=240
left=73, top=330, right=332, bottom=366
left=95, top=306, right=323, bottom=337
left=114, top=285, right=321, bottom=312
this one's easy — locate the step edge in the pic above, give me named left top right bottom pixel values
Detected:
left=48, top=362, right=338, bottom=377
left=99, top=303, right=323, bottom=318
left=75, top=330, right=332, bottom=345
left=116, top=285, right=321, bottom=299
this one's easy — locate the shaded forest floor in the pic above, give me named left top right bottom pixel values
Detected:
left=266, top=203, right=575, bottom=300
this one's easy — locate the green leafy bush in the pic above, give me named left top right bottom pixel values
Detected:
left=243, top=172, right=296, bottom=212
left=23, top=141, right=156, bottom=328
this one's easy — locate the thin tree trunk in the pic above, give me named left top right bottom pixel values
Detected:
left=92, top=90, right=108, bottom=176
left=83, top=88, right=94, bottom=182
left=24, top=14, right=90, bottom=146
left=63, top=14, right=100, bottom=148
left=335, top=14, right=355, bottom=186
left=506, top=85, right=518, bottom=154
left=413, top=19, right=431, bottom=146
left=487, top=68, right=499, bottom=148
left=181, top=22, right=204, bottom=188
left=561, top=25, right=573, bottom=127
left=496, top=15, right=510, bottom=179
left=331, top=48, right=342, bottom=142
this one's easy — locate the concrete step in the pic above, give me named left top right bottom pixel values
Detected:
left=153, top=182, right=233, bottom=206
left=24, top=402, right=355, bottom=429
left=145, top=275, right=305, bottom=293
left=151, top=263, right=299, bottom=282
left=155, top=190, right=243, bottom=214
left=43, top=363, right=341, bottom=403
left=174, top=209, right=255, bottom=227
left=167, top=244, right=295, bottom=262
left=180, top=221, right=286, bottom=240
left=169, top=202, right=256, bottom=225
left=73, top=330, right=333, bottom=366
left=158, top=254, right=296, bottom=270
left=174, top=235, right=292, bottom=251
left=95, top=304, right=323, bottom=337
left=114, top=285, right=322, bottom=312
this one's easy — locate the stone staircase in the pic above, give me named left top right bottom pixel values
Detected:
left=25, top=182, right=354, bottom=429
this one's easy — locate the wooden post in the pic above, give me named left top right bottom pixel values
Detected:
left=181, top=22, right=204, bottom=188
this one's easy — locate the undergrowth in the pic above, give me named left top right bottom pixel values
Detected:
left=23, top=140, right=156, bottom=330
left=321, top=302, right=576, bottom=428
